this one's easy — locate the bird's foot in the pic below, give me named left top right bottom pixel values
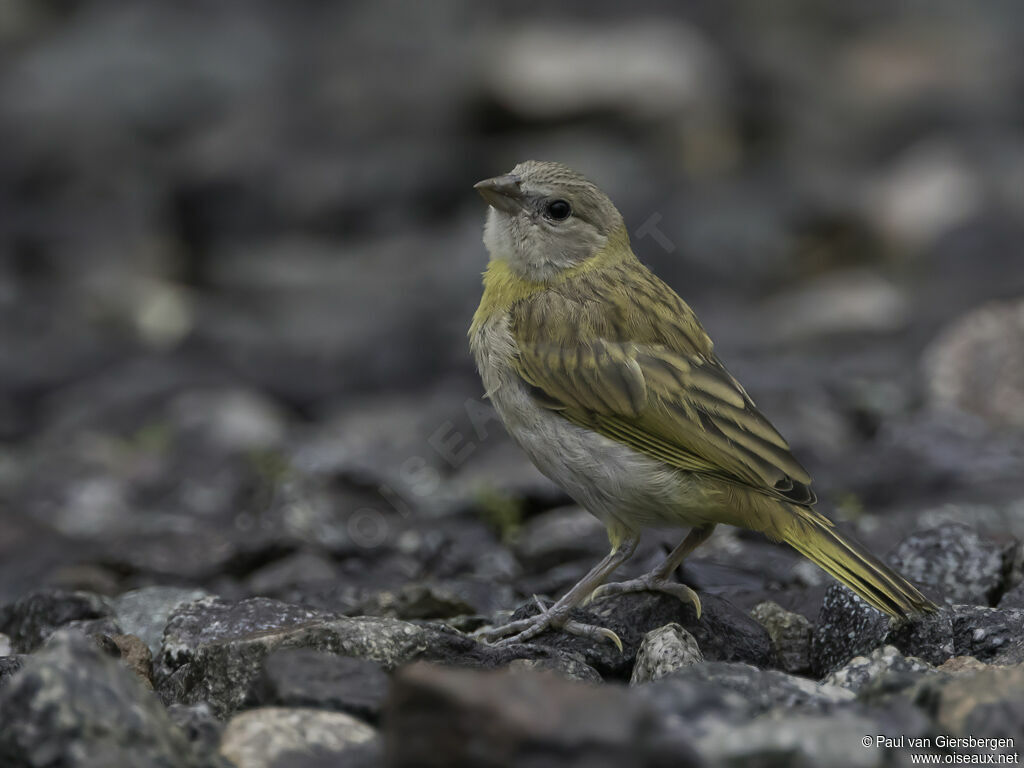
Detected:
left=474, top=596, right=623, bottom=651
left=588, top=573, right=702, bottom=619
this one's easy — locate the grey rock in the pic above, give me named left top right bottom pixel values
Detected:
left=0, top=632, right=10, bottom=656
left=157, top=599, right=600, bottom=717
left=483, top=21, right=724, bottom=123
left=157, top=596, right=327, bottom=682
left=245, top=551, right=338, bottom=598
left=999, top=580, right=1024, bottom=609
left=631, top=623, right=703, bottom=685
left=269, top=741, right=383, bottom=768
left=62, top=616, right=125, bottom=644
left=0, top=656, right=24, bottom=688
left=632, top=666, right=753, bottom=738
left=695, top=710, right=922, bottom=768
left=951, top=605, right=1024, bottom=665
left=114, top=586, right=211, bottom=657
left=218, top=707, right=376, bottom=768
left=503, top=655, right=603, bottom=684
left=168, top=388, right=287, bottom=453
left=890, top=523, right=1011, bottom=606
left=353, top=582, right=478, bottom=621
left=751, top=600, right=812, bottom=674
left=167, top=702, right=224, bottom=757
left=0, top=589, right=115, bottom=653
left=646, top=662, right=853, bottom=716
left=384, top=662, right=666, bottom=768
left=0, top=632, right=210, bottom=768
left=255, top=649, right=389, bottom=722
left=811, top=584, right=955, bottom=676
left=503, top=591, right=773, bottom=680
left=512, top=505, right=608, bottom=572
left=824, top=645, right=934, bottom=693
left=762, top=269, right=909, bottom=342
left=917, top=664, right=1024, bottom=744
left=923, top=298, right=1024, bottom=429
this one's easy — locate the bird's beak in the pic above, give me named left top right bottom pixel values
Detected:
left=474, top=174, right=526, bottom=213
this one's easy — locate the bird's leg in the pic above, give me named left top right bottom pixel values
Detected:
left=588, top=524, right=715, bottom=618
left=476, top=533, right=641, bottom=648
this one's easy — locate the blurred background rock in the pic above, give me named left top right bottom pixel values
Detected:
left=1, top=0, right=1023, bottom=610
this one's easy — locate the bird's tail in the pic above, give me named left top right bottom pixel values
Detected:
left=772, top=508, right=937, bottom=619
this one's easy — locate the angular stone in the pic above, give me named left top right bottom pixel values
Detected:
left=641, top=661, right=853, bottom=715
left=890, top=523, right=1011, bottom=606
left=811, top=584, right=954, bottom=676
left=0, top=656, right=24, bottom=688
left=918, top=664, right=1024, bottom=744
left=0, top=589, right=115, bottom=653
left=385, top=662, right=661, bottom=768
left=255, top=649, right=389, bottom=722
left=824, top=645, right=934, bottom=693
left=999, top=580, right=1024, bottom=610
left=157, top=598, right=600, bottom=717
left=0, top=632, right=209, bottom=767
left=219, top=707, right=376, bottom=768
left=950, top=605, right=1024, bottom=665
left=751, top=600, right=812, bottom=674
left=113, top=586, right=210, bottom=657
left=501, top=591, right=772, bottom=680
left=631, top=623, right=703, bottom=685
left=157, top=596, right=327, bottom=682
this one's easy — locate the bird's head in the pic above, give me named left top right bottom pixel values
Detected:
left=474, top=160, right=625, bottom=282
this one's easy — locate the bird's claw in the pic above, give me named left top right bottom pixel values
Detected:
left=588, top=575, right=702, bottom=619
left=473, top=597, right=624, bottom=652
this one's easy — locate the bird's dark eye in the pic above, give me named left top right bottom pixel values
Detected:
left=544, top=199, right=572, bottom=221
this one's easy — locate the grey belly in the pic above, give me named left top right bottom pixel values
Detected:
left=498, top=389, right=707, bottom=533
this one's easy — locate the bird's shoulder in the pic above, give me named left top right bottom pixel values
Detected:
left=510, top=257, right=714, bottom=359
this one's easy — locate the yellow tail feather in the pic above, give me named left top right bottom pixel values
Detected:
left=774, top=510, right=937, bottom=619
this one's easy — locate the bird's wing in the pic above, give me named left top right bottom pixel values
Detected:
left=509, top=282, right=816, bottom=505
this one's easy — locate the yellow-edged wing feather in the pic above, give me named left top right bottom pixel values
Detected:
left=509, top=259, right=816, bottom=506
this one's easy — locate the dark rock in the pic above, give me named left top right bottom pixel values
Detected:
left=0, top=589, right=115, bottom=653
left=823, top=645, right=934, bottom=693
left=512, top=505, right=608, bottom=572
left=998, top=580, right=1024, bottom=610
left=751, top=600, right=813, bottom=674
left=384, top=662, right=670, bottom=768
left=219, top=708, right=377, bottom=768
left=0, top=632, right=211, bottom=768
left=632, top=666, right=753, bottom=731
left=63, top=615, right=125, bottom=644
left=913, top=664, right=1024, bottom=745
left=157, top=601, right=600, bottom=717
left=642, top=662, right=853, bottom=716
left=245, top=551, right=339, bottom=598
left=890, top=523, right=1012, bottom=606
left=950, top=605, right=1024, bottom=664
left=923, top=298, right=1024, bottom=430
left=353, top=582, right=479, bottom=621
left=113, top=586, right=210, bottom=657
left=269, top=740, right=383, bottom=768
left=255, top=649, right=389, bottom=723
left=0, top=656, right=24, bottom=688
left=630, top=623, right=703, bottom=685
left=501, top=591, right=773, bottom=679
left=811, top=584, right=954, bottom=676
left=693, top=707, right=931, bottom=768
left=167, top=702, right=223, bottom=757
left=156, top=596, right=328, bottom=683
left=501, top=654, right=602, bottom=684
